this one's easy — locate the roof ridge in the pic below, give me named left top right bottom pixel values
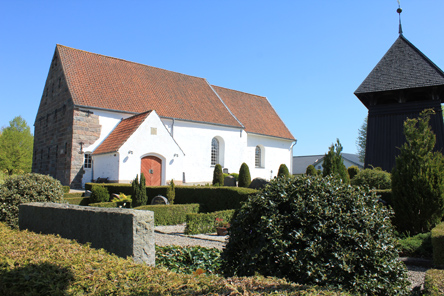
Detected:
left=208, top=83, right=245, bottom=129
left=56, top=44, right=208, bottom=81
left=212, top=84, right=266, bottom=99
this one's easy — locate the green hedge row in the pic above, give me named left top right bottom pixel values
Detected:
left=174, top=186, right=257, bottom=212
left=185, top=209, right=235, bottom=235
left=89, top=201, right=131, bottom=208
left=135, top=204, right=200, bottom=226
left=85, top=183, right=257, bottom=212
left=64, top=197, right=90, bottom=206
left=431, top=221, right=444, bottom=267
left=62, top=186, right=70, bottom=193
left=424, top=269, right=444, bottom=295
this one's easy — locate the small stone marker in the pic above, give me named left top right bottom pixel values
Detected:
left=224, top=175, right=236, bottom=187
left=151, top=195, right=169, bottom=205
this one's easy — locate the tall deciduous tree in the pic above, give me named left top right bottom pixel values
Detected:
left=322, top=139, right=349, bottom=183
left=0, top=116, right=33, bottom=175
left=392, top=109, right=444, bottom=235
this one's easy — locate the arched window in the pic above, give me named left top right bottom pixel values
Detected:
left=255, top=146, right=262, bottom=168
left=211, top=137, right=219, bottom=166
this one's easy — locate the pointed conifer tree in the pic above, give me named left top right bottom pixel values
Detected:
left=238, top=162, right=251, bottom=188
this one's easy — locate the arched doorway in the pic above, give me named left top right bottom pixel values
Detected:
left=141, top=156, right=162, bottom=186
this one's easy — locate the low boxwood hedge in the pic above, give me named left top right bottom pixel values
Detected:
left=135, top=204, right=200, bottom=226
left=424, top=269, right=444, bottom=296
left=0, top=222, right=348, bottom=295
left=64, top=197, right=90, bottom=206
left=431, top=222, right=444, bottom=267
left=185, top=210, right=235, bottom=235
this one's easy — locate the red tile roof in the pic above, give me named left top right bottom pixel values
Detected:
left=56, top=45, right=294, bottom=140
left=212, top=86, right=295, bottom=140
left=93, top=111, right=151, bottom=155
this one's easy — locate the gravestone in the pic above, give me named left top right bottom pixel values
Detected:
left=224, top=175, right=236, bottom=187
left=151, top=195, right=169, bottom=205
left=249, top=177, right=269, bottom=189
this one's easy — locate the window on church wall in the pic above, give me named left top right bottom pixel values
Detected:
left=84, top=154, right=92, bottom=169
left=211, top=138, right=219, bottom=166
left=255, top=146, right=262, bottom=168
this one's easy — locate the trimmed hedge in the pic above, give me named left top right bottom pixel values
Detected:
left=64, top=197, right=90, bottom=206
left=185, top=210, right=235, bottom=235
left=424, top=269, right=444, bottom=296
left=431, top=222, right=444, bottom=267
left=175, top=186, right=257, bottom=212
left=135, top=204, right=200, bottom=226
left=85, top=183, right=255, bottom=211
left=0, top=222, right=348, bottom=295
left=62, top=186, right=70, bottom=193
left=89, top=201, right=131, bottom=208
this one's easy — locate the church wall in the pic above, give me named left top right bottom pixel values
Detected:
left=32, top=49, right=75, bottom=187
left=93, top=153, right=120, bottom=182
left=118, top=112, right=184, bottom=184
left=166, top=120, right=246, bottom=183
left=246, top=134, right=294, bottom=180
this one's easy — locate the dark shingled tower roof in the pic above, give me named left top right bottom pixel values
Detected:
left=355, top=34, right=444, bottom=108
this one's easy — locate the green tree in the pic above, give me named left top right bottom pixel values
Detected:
left=139, top=173, right=147, bottom=205
left=0, top=116, right=34, bottom=175
left=277, top=164, right=290, bottom=179
left=238, top=162, right=251, bottom=188
left=356, top=117, right=367, bottom=163
left=322, top=139, right=349, bottom=183
left=212, top=164, right=224, bottom=186
left=392, top=109, right=444, bottom=235
left=305, top=164, right=317, bottom=176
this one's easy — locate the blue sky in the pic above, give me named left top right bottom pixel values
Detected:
left=1, top=1, right=443, bottom=156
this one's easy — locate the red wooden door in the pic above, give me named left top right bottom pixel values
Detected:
left=141, top=156, right=162, bottom=186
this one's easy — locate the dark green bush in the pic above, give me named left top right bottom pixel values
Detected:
left=305, top=164, right=317, bottom=176
left=221, top=175, right=409, bottom=295
left=392, top=110, right=444, bottom=235
left=350, top=168, right=391, bottom=189
left=373, top=189, right=392, bottom=205
left=0, top=173, right=65, bottom=229
left=89, top=185, right=109, bottom=203
left=277, top=164, right=290, bottom=179
left=238, top=162, right=251, bottom=188
left=135, top=204, right=200, bottom=225
left=212, top=164, right=224, bottom=186
left=85, top=183, right=133, bottom=195
left=185, top=210, right=235, bottom=235
left=397, top=232, right=432, bottom=258
left=347, top=165, right=360, bottom=180
left=156, top=245, right=222, bottom=275
left=431, top=222, right=444, bottom=267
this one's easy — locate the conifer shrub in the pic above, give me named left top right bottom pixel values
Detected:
left=132, top=174, right=148, bottom=207
left=221, top=175, right=409, bottom=295
left=392, top=110, right=444, bottom=235
left=277, top=164, right=290, bottom=179
left=89, top=185, right=109, bottom=204
left=238, top=162, right=251, bottom=188
left=305, top=164, right=317, bottom=176
left=212, top=164, right=224, bottom=186
left=350, top=167, right=391, bottom=189
left=166, top=179, right=175, bottom=204
left=322, top=139, right=349, bottom=184
left=0, top=173, right=65, bottom=228
left=347, top=165, right=360, bottom=180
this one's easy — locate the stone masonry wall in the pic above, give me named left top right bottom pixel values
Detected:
left=32, top=47, right=101, bottom=188
left=19, top=202, right=155, bottom=266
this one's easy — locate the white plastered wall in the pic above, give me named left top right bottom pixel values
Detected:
left=93, top=153, right=120, bottom=182
left=118, top=111, right=184, bottom=184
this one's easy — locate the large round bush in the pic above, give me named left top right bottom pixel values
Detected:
left=221, top=175, right=409, bottom=295
left=350, top=167, right=391, bottom=189
left=0, top=173, right=65, bottom=228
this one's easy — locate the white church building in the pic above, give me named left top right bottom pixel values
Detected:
left=32, top=45, right=296, bottom=188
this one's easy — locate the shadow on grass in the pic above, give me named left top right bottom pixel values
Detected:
left=0, top=262, right=74, bottom=296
